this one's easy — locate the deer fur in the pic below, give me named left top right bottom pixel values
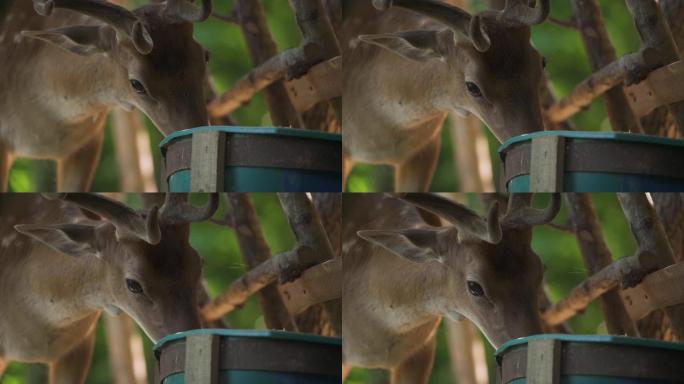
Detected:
left=341, top=0, right=549, bottom=191
left=342, top=193, right=559, bottom=383
left=0, top=193, right=217, bottom=383
left=0, top=0, right=212, bottom=191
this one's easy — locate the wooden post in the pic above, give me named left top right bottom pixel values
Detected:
left=190, top=131, right=225, bottom=192
left=184, top=334, right=219, bottom=384
left=618, top=193, right=684, bottom=340
left=526, top=339, right=561, bottom=384
left=529, top=136, right=565, bottom=192
left=565, top=194, right=637, bottom=335
left=571, top=0, right=643, bottom=133
left=234, top=0, right=302, bottom=127
left=226, top=193, right=296, bottom=331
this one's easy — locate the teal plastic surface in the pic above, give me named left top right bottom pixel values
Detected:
left=497, top=334, right=684, bottom=384
left=155, top=329, right=341, bottom=384
left=507, top=172, right=684, bottom=192
left=161, top=126, right=342, bottom=192
left=499, top=131, right=684, bottom=192
left=163, top=371, right=339, bottom=384
left=167, top=167, right=340, bottom=192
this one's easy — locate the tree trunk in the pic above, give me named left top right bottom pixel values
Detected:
left=565, top=194, right=637, bottom=335
left=234, top=0, right=301, bottom=127
left=111, top=110, right=157, bottom=192
left=571, top=0, right=642, bottom=133
left=226, top=193, right=296, bottom=330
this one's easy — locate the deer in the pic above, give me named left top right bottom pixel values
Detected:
left=342, top=192, right=560, bottom=383
left=0, top=192, right=218, bottom=383
left=0, top=0, right=212, bottom=192
left=341, top=0, right=550, bottom=191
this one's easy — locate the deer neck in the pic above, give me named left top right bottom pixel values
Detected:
left=36, top=49, right=122, bottom=123
left=28, top=249, right=109, bottom=327
left=367, top=252, right=447, bottom=332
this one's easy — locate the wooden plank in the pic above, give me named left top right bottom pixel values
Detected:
left=620, top=262, right=684, bottom=321
left=285, top=56, right=342, bottom=112
left=190, top=131, right=225, bottom=192
left=625, top=61, right=684, bottom=117
left=526, top=339, right=561, bottom=384
left=185, top=334, right=219, bottom=384
left=280, top=258, right=341, bottom=315
left=530, top=136, right=565, bottom=192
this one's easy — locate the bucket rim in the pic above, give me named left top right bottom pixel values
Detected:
left=154, top=328, right=342, bottom=351
left=159, top=126, right=342, bottom=148
left=496, top=333, right=684, bottom=356
left=498, top=130, right=684, bottom=154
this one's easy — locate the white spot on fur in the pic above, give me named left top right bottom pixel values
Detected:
left=2, top=233, right=18, bottom=248
left=13, top=33, right=22, bottom=44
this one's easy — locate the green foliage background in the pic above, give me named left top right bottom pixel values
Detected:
left=346, top=0, right=642, bottom=192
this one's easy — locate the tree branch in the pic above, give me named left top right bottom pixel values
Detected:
left=201, top=247, right=308, bottom=322
left=542, top=250, right=654, bottom=327
left=208, top=44, right=323, bottom=118
left=546, top=48, right=658, bottom=124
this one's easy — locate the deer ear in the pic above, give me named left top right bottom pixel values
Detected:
left=357, top=227, right=454, bottom=263
left=15, top=224, right=100, bottom=258
left=21, top=25, right=116, bottom=56
left=359, top=29, right=451, bottom=62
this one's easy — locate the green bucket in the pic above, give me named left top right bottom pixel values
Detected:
left=498, top=131, right=684, bottom=192
left=496, top=334, right=684, bottom=383
left=160, top=126, right=342, bottom=192
left=154, top=329, right=341, bottom=383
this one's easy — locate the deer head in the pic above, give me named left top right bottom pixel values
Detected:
left=14, top=193, right=218, bottom=341
left=23, top=0, right=212, bottom=134
left=358, top=193, right=559, bottom=347
left=362, top=0, right=550, bottom=142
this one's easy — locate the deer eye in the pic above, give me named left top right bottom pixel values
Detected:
left=129, top=79, right=147, bottom=95
left=126, top=278, right=143, bottom=294
left=465, top=81, right=483, bottom=98
left=467, top=281, right=485, bottom=297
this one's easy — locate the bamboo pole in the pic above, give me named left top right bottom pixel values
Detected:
left=111, top=110, right=157, bottom=192
left=104, top=314, right=148, bottom=384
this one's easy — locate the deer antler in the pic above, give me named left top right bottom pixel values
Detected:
left=372, top=0, right=491, bottom=52
left=373, top=0, right=550, bottom=52
left=31, top=0, right=153, bottom=54
left=164, top=0, right=212, bottom=23
left=42, top=193, right=162, bottom=244
left=160, top=193, right=219, bottom=225
left=496, top=0, right=550, bottom=28
left=397, top=193, right=502, bottom=244
left=502, top=193, right=560, bottom=229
